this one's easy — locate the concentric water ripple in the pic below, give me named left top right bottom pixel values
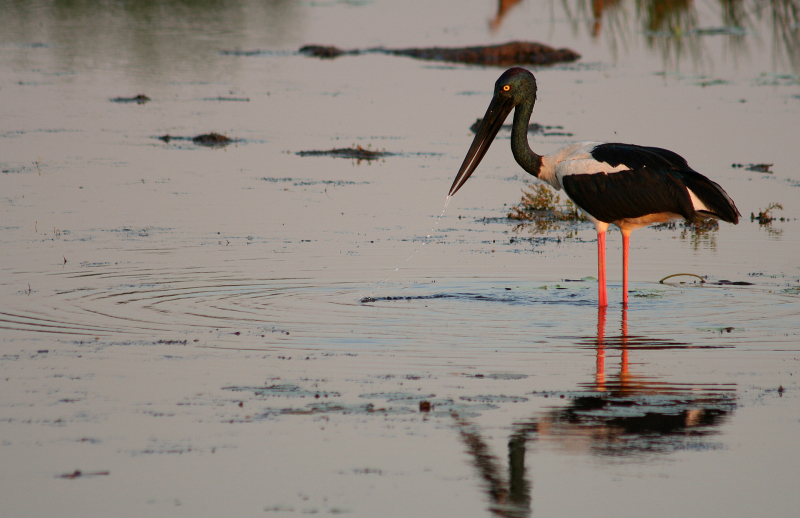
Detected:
left=2, top=263, right=799, bottom=353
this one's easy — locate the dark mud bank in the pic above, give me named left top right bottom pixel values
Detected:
left=300, top=41, right=580, bottom=66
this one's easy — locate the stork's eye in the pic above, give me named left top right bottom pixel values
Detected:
left=502, top=85, right=511, bottom=91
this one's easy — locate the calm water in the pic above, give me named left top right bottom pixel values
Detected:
left=2, top=1, right=800, bottom=516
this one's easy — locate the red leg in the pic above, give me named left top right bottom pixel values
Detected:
left=597, top=231, right=607, bottom=307
left=622, top=233, right=630, bottom=307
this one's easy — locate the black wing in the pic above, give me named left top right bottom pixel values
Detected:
left=674, top=170, right=740, bottom=223
left=562, top=167, right=696, bottom=223
left=563, top=143, right=740, bottom=224
left=590, top=143, right=690, bottom=171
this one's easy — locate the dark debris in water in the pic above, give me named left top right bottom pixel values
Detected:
left=158, top=132, right=234, bottom=147
left=58, top=469, right=110, bottom=479
left=390, top=41, right=580, bottom=66
left=300, top=45, right=350, bottom=58
left=259, top=398, right=499, bottom=419
left=203, top=96, right=250, bottom=102
left=223, top=384, right=340, bottom=399
left=269, top=402, right=411, bottom=417
left=732, top=162, right=773, bottom=173
left=110, top=94, right=150, bottom=104
left=300, top=41, right=580, bottom=66
left=361, top=287, right=596, bottom=306
left=295, top=146, right=391, bottom=160
left=359, top=392, right=436, bottom=402
left=470, top=119, right=572, bottom=137
left=260, top=177, right=368, bottom=187
left=360, top=293, right=457, bottom=304
left=219, top=49, right=271, bottom=56
left=2, top=164, right=40, bottom=174
left=192, top=133, right=232, bottom=146
left=459, top=395, right=529, bottom=403
left=468, top=373, right=529, bottom=380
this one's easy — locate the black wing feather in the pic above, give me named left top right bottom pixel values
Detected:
left=673, top=170, right=740, bottom=223
left=590, top=143, right=690, bottom=171
left=563, top=143, right=740, bottom=224
left=563, top=168, right=695, bottom=223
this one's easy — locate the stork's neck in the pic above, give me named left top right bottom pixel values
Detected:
left=510, top=99, right=543, bottom=178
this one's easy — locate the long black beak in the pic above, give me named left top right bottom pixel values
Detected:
left=448, top=95, right=515, bottom=197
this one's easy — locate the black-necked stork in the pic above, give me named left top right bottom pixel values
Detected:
left=448, top=67, right=740, bottom=307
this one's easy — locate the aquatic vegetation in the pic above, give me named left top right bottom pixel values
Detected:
left=158, top=132, right=234, bottom=147
left=192, top=133, right=232, bottom=146
left=110, top=94, right=150, bottom=104
left=296, top=144, right=390, bottom=161
left=732, top=163, right=773, bottom=173
left=752, top=202, right=784, bottom=224
left=506, top=183, right=586, bottom=238
left=751, top=203, right=786, bottom=237
left=507, top=182, right=586, bottom=222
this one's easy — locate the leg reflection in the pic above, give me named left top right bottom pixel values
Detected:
left=452, top=413, right=532, bottom=517
left=507, top=434, right=531, bottom=513
left=595, top=305, right=608, bottom=390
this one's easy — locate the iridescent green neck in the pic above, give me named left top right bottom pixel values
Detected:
left=511, top=99, right=543, bottom=178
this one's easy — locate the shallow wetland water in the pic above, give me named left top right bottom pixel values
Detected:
left=2, top=1, right=800, bottom=517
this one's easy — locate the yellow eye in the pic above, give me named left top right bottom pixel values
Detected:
left=502, top=85, right=511, bottom=91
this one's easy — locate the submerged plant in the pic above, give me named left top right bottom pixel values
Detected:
left=750, top=202, right=785, bottom=237
left=752, top=202, right=784, bottom=225
left=506, top=183, right=586, bottom=239
left=508, top=183, right=587, bottom=222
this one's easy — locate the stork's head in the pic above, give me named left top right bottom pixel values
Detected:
left=493, top=67, right=537, bottom=106
left=448, top=68, right=537, bottom=197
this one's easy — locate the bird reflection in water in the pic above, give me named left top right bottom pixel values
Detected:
left=452, top=412, right=531, bottom=517
left=453, top=307, right=736, bottom=517
left=490, top=0, right=524, bottom=32
left=542, top=306, right=737, bottom=455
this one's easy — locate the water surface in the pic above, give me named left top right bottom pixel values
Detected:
left=2, top=1, right=800, bottom=517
